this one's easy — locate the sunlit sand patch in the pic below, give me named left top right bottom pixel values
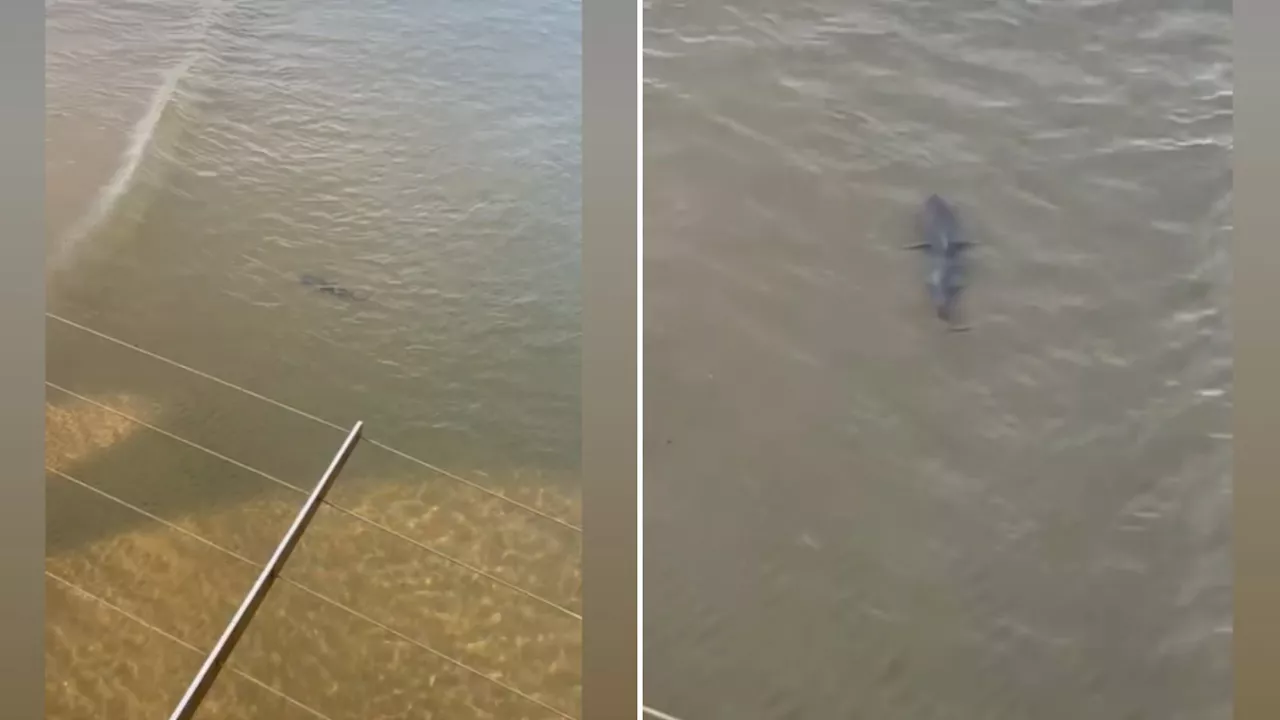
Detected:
left=47, top=470, right=582, bottom=720
left=45, top=392, right=160, bottom=472
left=47, top=574, right=324, bottom=720
left=467, top=467, right=583, bottom=528
left=334, top=471, right=582, bottom=612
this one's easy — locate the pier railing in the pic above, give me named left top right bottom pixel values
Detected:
left=44, top=312, right=581, bottom=720
left=167, top=421, right=364, bottom=720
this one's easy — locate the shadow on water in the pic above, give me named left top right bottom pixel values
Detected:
left=44, top=386, right=583, bottom=602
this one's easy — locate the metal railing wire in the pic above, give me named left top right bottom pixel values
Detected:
left=46, top=381, right=580, bottom=620
left=47, top=459, right=576, bottom=719
left=47, top=570, right=338, bottom=720
left=45, top=313, right=583, bottom=719
left=643, top=706, right=689, bottom=720
left=47, top=312, right=581, bottom=533
left=168, top=421, right=364, bottom=720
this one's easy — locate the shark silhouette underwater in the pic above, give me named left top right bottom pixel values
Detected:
left=298, top=273, right=372, bottom=302
left=904, top=194, right=975, bottom=331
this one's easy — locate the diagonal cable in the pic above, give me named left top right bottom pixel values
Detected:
left=47, top=570, right=337, bottom=720
left=46, top=381, right=580, bottom=620
left=644, top=706, right=691, bottom=720
left=47, top=468, right=577, bottom=720
left=46, top=312, right=581, bottom=533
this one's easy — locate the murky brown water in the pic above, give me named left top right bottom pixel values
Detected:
left=45, top=0, right=581, bottom=717
left=643, top=1, right=1230, bottom=718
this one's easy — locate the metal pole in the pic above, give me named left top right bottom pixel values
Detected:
left=168, top=421, right=364, bottom=720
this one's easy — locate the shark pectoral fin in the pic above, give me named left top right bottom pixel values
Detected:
left=903, top=243, right=930, bottom=250
left=947, top=324, right=972, bottom=333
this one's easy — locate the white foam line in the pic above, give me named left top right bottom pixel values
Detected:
left=60, top=54, right=195, bottom=251
left=56, top=0, right=237, bottom=259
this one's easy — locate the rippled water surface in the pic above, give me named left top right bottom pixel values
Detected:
left=46, top=0, right=581, bottom=717
left=644, top=1, right=1230, bottom=718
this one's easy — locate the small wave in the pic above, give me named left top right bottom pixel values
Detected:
left=58, top=56, right=196, bottom=254
left=53, top=0, right=237, bottom=265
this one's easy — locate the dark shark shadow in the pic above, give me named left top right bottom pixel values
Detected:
left=44, top=395, right=411, bottom=559
left=299, top=273, right=372, bottom=303
left=904, top=194, right=975, bottom=332
left=45, top=396, right=343, bottom=558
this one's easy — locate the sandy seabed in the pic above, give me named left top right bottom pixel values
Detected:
left=46, top=393, right=583, bottom=720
